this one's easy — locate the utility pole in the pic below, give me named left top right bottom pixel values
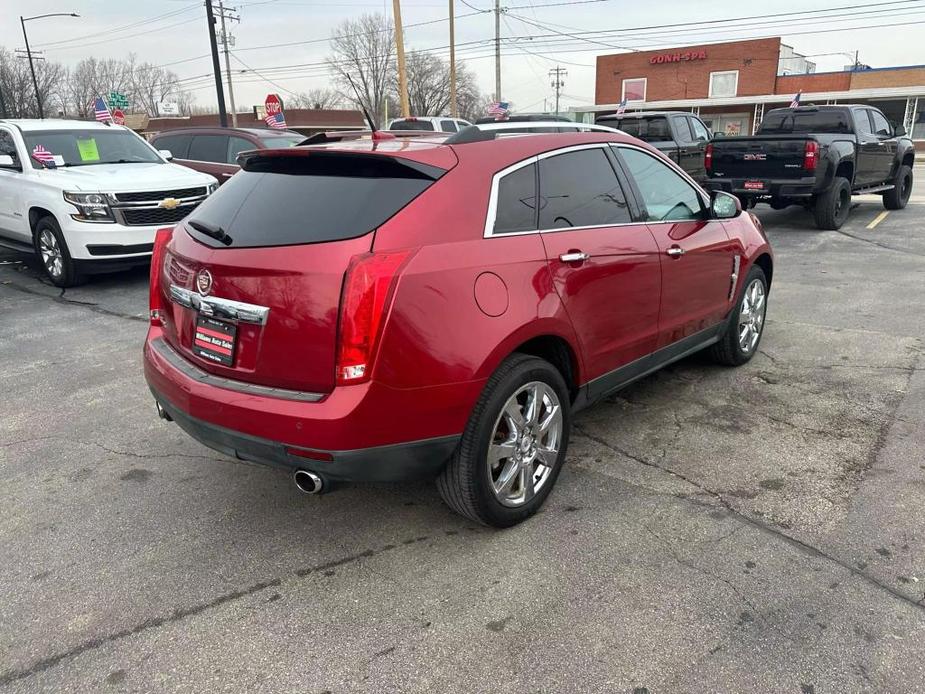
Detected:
left=205, top=0, right=228, bottom=127
left=549, top=66, right=566, bottom=115
left=216, top=1, right=240, bottom=127
left=20, top=17, right=43, bottom=119
left=393, top=0, right=410, bottom=117
left=449, top=0, right=457, bottom=118
left=494, top=0, right=501, bottom=102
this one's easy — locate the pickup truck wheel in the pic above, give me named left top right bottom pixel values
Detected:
left=437, top=354, right=570, bottom=527
left=883, top=165, right=913, bottom=210
left=33, top=216, right=84, bottom=288
left=813, top=176, right=851, bottom=230
left=709, top=265, right=768, bottom=367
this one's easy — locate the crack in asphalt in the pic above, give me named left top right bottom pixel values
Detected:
left=0, top=281, right=146, bottom=323
left=572, top=422, right=925, bottom=617
left=0, top=535, right=442, bottom=687
left=833, top=228, right=925, bottom=257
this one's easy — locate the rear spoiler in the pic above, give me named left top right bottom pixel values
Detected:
left=236, top=148, right=448, bottom=180
left=297, top=130, right=445, bottom=146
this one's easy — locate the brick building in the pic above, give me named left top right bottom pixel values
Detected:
left=574, top=37, right=925, bottom=147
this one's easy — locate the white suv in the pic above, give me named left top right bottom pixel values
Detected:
left=387, top=117, right=472, bottom=133
left=0, top=119, right=217, bottom=287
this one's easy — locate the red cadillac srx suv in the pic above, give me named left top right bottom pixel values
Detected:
left=144, top=124, right=773, bottom=527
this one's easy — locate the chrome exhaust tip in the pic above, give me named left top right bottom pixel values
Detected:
left=155, top=401, right=173, bottom=422
left=294, top=469, right=324, bottom=495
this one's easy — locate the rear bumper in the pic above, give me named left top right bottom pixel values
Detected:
left=143, top=332, right=480, bottom=481
left=152, top=393, right=460, bottom=481
left=705, top=176, right=818, bottom=198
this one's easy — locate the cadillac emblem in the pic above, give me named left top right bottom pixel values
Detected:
left=196, top=269, right=213, bottom=296
left=158, top=197, right=180, bottom=210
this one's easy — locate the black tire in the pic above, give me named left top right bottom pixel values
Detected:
left=813, top=176, right=851, bottom=230
left=32, top=216, right=84, bottom=288
left=437, top=353, right=571, bottom=527
left=710, top=265, right=768, bottom=367
left=883, top=165, right=913, bottom=210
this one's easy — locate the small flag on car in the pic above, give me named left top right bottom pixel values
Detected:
left=264, top=111, right=287, bottom=129
left=616, top=97, right=628, bottom=115
left=789, top=91, right=802, bottom=109
left=31, top=144, right=56, bottom=164
left=487, top=101, right=510, bottom=119
left=93, top=96, right=113, bottom=123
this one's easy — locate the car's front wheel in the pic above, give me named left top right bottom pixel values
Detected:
left=710, top=265, right=768, bottom=366
left=33, top=216, right=83, bottom=288
left=437, top=354, right=571, bottom=527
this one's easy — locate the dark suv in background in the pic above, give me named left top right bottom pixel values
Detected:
left=149, top=127, right=304, bottom=184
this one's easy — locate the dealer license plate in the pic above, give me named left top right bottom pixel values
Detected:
left=743, top=180, right=766, bottom=191
left=193, top=316, right=237, bottom=366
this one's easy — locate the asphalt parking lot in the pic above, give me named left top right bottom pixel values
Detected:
left=2, top=174, right=925, bottom=693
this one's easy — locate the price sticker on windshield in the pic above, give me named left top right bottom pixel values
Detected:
left=76, top=138, right=100, bottom=162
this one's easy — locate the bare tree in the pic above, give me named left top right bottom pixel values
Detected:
left=388, top=51, right=484, bottom=120
left=288, top=88, right=344, bottom=110
left=327, top=14, right=395, bottom=126
left=0, top=47, right=65, bottom=118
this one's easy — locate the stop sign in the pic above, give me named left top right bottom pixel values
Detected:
left=112, top=109, right=125, bottom=125
left=264, top=94, right=282, bottom=116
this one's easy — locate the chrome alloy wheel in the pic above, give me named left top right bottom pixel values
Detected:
left=738, top=278, right=766, bottom=354
left=487, top=381, right=563, bottom=507
left=39, top=229, right=64, bottom=279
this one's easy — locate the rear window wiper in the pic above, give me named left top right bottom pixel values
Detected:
left=188, top=219, right=233, bottom=246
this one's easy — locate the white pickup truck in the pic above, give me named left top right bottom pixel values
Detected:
left=0, top=119, right=217, bottom=287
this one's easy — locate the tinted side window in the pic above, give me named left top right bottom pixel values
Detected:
left=539, top=148, right=630, bottom=229
left=494, top=163, right=537, bottom=235
left=152, top=134, right=191, bottom=159
left=188, top=135, right=228, bottom=162
left=618, top=147, right=703, bottom=222
left=854, top=110, right=874, bottom=137
left=227, top=136, right=255, bottom=164
left=690, top=117, right=711, bottom=141
left=673, top=116, right=694, bottom=143
left=440, top=120, right=457, bottom=132
left=870, top=110, right=892, bottom=137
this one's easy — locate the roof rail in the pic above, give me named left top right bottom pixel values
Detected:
left=446, top=121, right=621, bottom=144
left=298, top=129, right=444, bottom=146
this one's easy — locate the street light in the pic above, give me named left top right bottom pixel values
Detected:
left=20, top=12, right=80, bottom=119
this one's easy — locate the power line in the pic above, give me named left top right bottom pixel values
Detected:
left=32, top=3, right=202, bottom=49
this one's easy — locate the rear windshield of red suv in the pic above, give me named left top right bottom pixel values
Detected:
left=184, top=151, right=444, bottom=248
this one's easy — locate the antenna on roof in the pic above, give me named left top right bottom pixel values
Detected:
left=346, top=74, right=378, bottom=132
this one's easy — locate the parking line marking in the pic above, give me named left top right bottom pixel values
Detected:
left=867, top=211, right=889, bottom=230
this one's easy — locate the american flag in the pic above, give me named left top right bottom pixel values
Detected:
left=616, top=97, right=628, bottom=115
left=93, top=96, right=112, bottom=123
left=789, top=91, right=802, bottom=109
left=264, top=112, right=287, bottom=129
left=487, top=101, right=510, bottom=118
left=31, top=144, right=55, bottom=164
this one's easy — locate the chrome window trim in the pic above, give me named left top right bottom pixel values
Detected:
left=482, top=155, right=539, bottom=238
left=150, top=337, right=323, bottom=403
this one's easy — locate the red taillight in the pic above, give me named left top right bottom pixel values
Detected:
left=149, top=226, right=174, bottom=326
left=335, top=249, right=416, bottom=386
left=705, top=142, right=713, bottom=174
left=803, top=140, right=818, bottom=172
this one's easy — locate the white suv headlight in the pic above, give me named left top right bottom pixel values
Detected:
left=206, top=181, right=219, bottom=195
left=63, top=191, right=115, bottom=223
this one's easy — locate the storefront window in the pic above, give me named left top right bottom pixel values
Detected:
left=622, top=78, right=646, bottom=102
left=709, top=71, right=738, bottom=98
left=913, top=100, right=925, bottom=140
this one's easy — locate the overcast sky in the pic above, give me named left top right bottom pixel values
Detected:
left=3, top=0, right=924, bottom=114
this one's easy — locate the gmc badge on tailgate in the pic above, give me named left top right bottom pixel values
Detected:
left=743, top=153, right=767, bottom=161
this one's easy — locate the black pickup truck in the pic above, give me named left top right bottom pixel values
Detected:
left=705, top=105, right=915, bottom=229
left=596, top=111, right=713, bottom=182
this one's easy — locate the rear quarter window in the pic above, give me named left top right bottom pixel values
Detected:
left=185, top=152, right=442, bottom=248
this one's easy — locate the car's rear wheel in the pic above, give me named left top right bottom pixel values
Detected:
left=33, top=216, right=83, bottom=288
left=437, top=354, right=570, bottom=527
left=710, top=265, right=768, bottom=366
left=813, top=176, right=851, bottom=230
left=883, top=165, right=913, bottom=210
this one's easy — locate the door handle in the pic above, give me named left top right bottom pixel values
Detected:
left=559, top=251, right=589, bottom=263
left=666, top=246, right=686, bottom=258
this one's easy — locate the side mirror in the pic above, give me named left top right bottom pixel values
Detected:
left=894, top=124, right=907, bottom=137
left=159, top=149, right=173, bottom=161
left=0, top=154, right=17, bottom=168
left=711, top=190, right=741, bottom=219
